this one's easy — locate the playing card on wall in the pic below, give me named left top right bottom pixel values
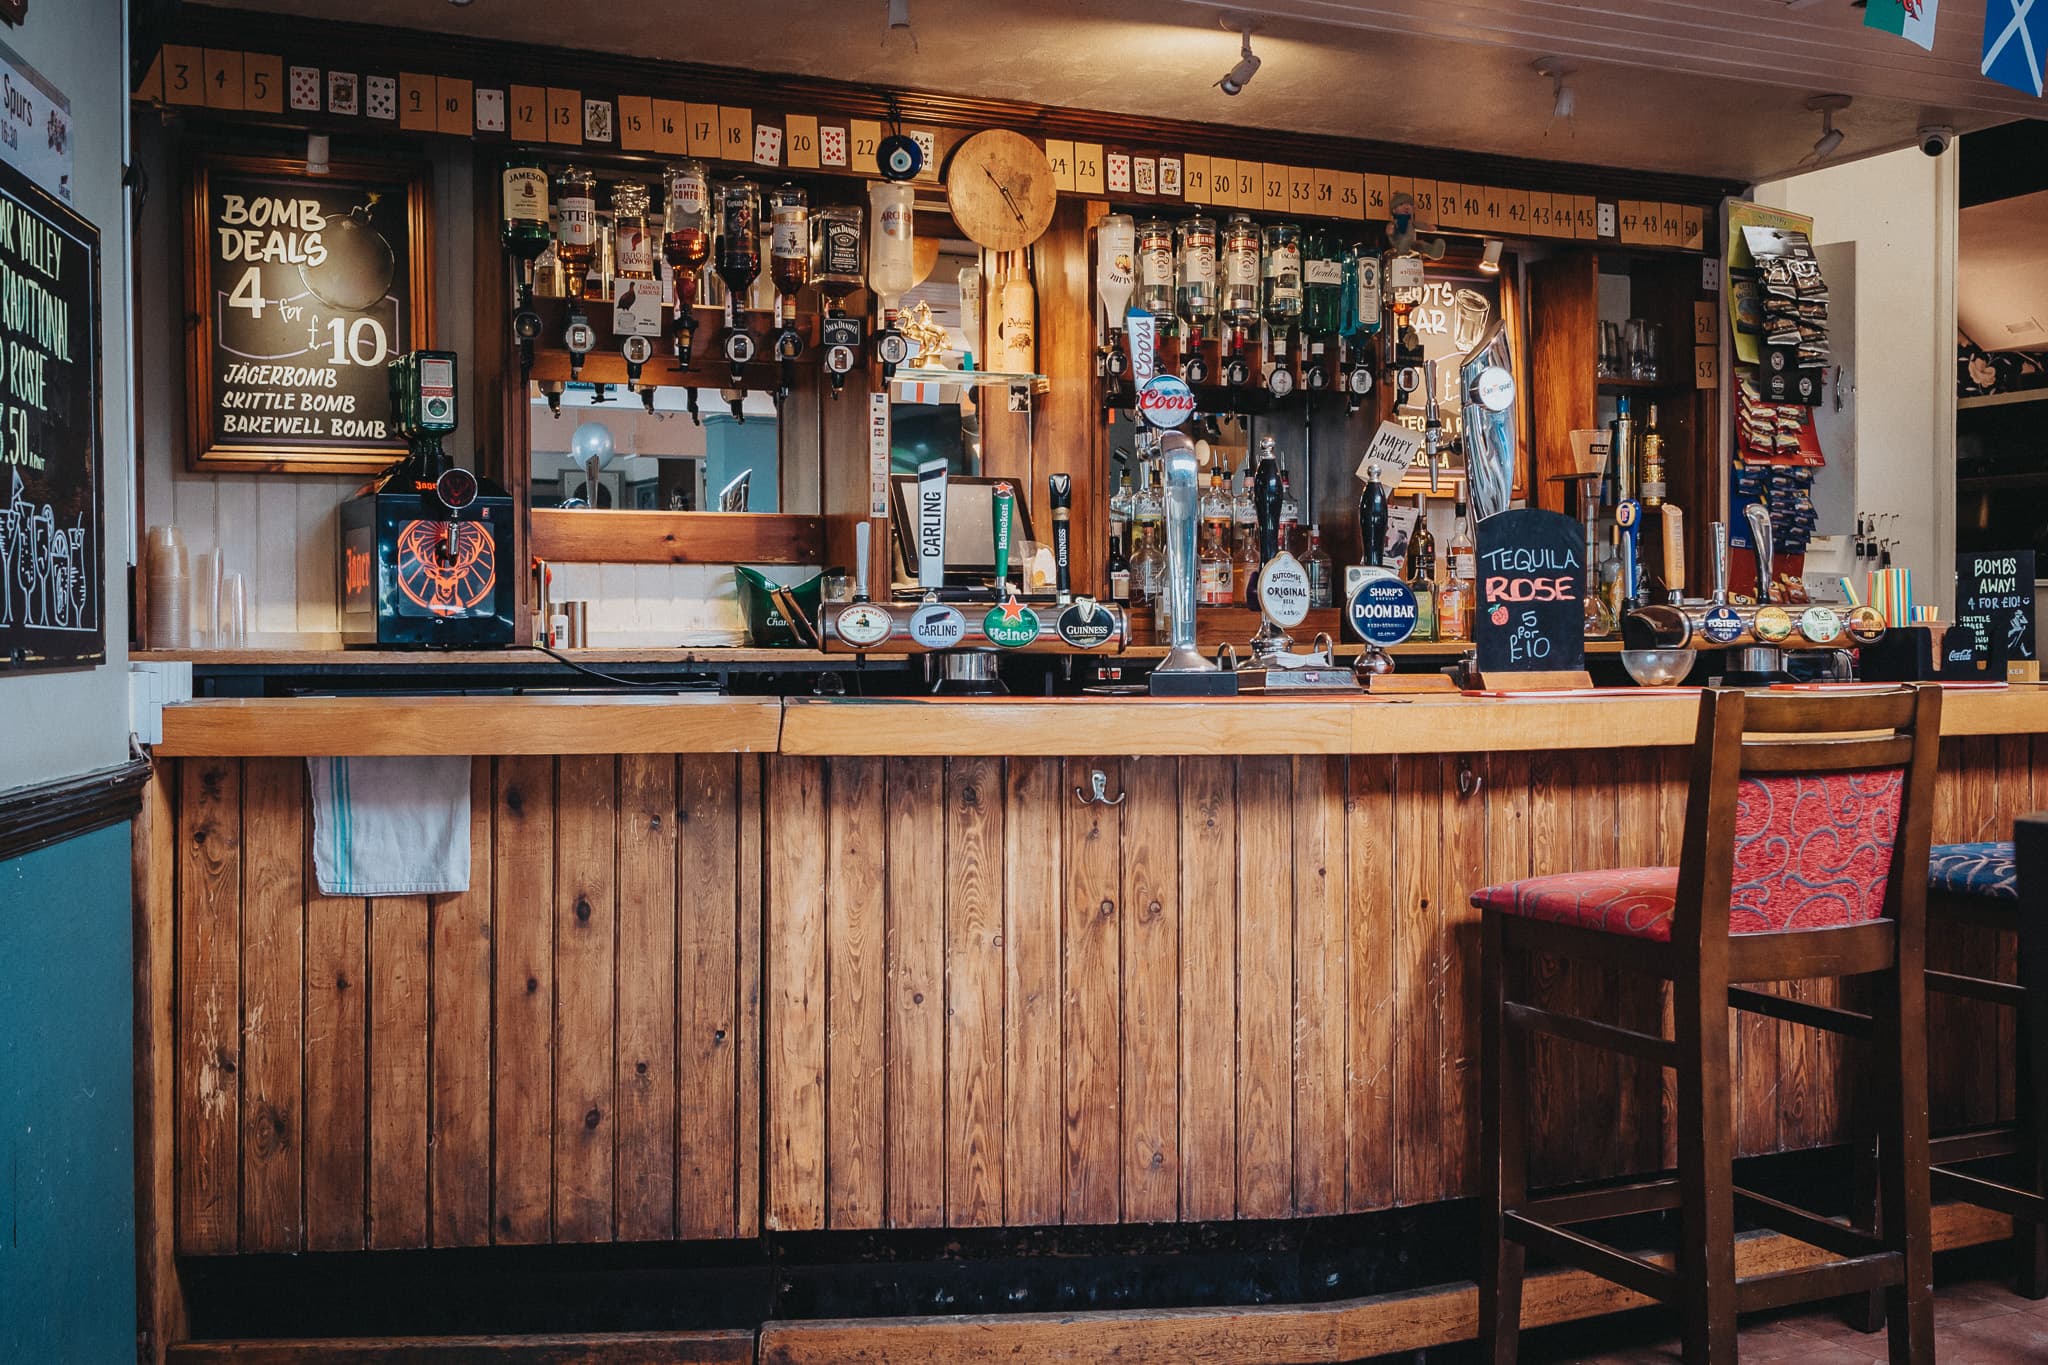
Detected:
left=753, top=122, right=782, bottom=166
left=290, top=65, right=320, bottom=111
left=365, top=75, right=396, bottom=120
left=583, top=98, right=613, bottom=142
left=327, top=71, right=358, bottom=115
left=820, top=124, right=847, bottom=167
left=475, top=88, right=506, bottom=133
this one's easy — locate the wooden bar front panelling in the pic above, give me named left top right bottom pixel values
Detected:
left=763, top=740, right=2042, bottom=1229
left=173, top=735, right=2042, bottom=1248
left=169, top=756, right=759, bottom=1254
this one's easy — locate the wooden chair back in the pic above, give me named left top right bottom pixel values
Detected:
left=1669, top=685, right=1942, bottom=959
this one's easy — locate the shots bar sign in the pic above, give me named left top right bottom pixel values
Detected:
left=184, top=150, right=433, bottom=473
left=0, top=153, right=101, bottom=670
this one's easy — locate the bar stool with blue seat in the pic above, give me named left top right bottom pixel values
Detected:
left=1923, top=825, right=2048, bottom=1296
left=1474, top=684, right=1943, bottom=1365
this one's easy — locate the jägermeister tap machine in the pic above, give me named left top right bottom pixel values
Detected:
left=340, top=350, right=517, bottom=647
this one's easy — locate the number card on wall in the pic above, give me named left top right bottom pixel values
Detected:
left=183, top=149, right=433, bottom=473
left=0, top=158, right=104, bottom=671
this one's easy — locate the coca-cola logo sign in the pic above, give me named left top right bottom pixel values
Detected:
left=1135, top=373, right=1197, bottom=429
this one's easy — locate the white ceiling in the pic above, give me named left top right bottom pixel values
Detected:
left=1960, top=190, right=2048, bottom=352
left=210, top=0, right=2031, bottom=182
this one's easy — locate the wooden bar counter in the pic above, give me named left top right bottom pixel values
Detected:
left=138, top=686, right=2043, bottom=1357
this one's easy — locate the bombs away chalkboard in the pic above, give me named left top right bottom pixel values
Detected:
left=0, top=155, right=103, bottom=671
left=184, top=150, right=432, bottom=473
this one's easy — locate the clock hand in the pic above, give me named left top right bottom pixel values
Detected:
left=982, top=165, right=1028, bottom=226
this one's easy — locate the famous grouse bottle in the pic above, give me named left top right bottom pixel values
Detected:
left=662, top=159, right=712, bottom=366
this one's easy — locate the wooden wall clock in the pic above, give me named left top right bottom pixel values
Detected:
left=944, top=128, right=1058, bottom=252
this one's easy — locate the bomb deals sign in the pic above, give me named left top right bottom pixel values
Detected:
left=184, top=151, right=432, bottom=473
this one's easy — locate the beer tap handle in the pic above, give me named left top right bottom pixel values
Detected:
left=1422, top=357, right=1443, bottom=494
left=916, top=458, right=948, bottom=591
left=1661, top=504, right=1685, bottom=601
left=1745, top=501, right=1775, bottom=604
left=1711, top=520, right=1730, bottom=606
left=1049, top=474, right=1072, bottom=604
left=991, top=482, right=1015, bottom=594
left=1359, top=469, right=1388, bottom=569
left=853, top=521, right=872, bottom=604
left=1254, top=455, right=1282, bottom=564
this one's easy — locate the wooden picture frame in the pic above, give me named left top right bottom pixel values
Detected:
left=183, top=147, right=433, bottom=473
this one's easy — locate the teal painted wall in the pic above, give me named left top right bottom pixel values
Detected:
left=0, top=823, right=136, bottom=1363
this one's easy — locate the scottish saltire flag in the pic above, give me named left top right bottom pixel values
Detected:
left=1982, top=0, right=2046, bottom=97
left=1865, top=0, right=1940, bottom=51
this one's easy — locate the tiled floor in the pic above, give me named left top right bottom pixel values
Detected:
left=1507, top=1249, right=2048, bottom=1364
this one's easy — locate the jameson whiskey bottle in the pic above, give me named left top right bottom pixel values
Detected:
left=501, top=155, right=551, bottom=296
left=553, top=165, right=598, bottom=302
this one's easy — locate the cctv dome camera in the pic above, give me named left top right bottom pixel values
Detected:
left=1918, top=125, right=1954, bottom=157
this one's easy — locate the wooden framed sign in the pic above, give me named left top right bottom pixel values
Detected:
left=184, top=148, right=433, bottom=473
left=0, top=153, right=103, bottom=670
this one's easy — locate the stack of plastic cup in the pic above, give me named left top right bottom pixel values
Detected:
left=144, top=525, right=190, bottom=648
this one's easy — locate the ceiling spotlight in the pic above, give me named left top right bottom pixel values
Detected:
left=1216, top=20, right=1262, bottom=96
left=1533, top=56, right=1576, bottom=122
left=1805, top=93, right=1850, bottom=163
left=888, top=0, right=910, bottom=29
left=1479, top=239, right=1504, bottom=275
left=306, top=132, right=330, bottom=176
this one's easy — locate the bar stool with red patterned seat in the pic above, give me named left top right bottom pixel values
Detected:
left=1474, top=684, right=1942, bottom=1365
left=1922, top=825, right=2048, bottom=1295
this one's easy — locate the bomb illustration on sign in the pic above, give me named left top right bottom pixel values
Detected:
left=299, top=196, right=399, bottom=312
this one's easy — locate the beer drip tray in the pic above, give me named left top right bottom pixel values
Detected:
left=890, top=367, right=1046, bottom=389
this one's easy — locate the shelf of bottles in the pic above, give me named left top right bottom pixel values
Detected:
left=1094, top=210, right=1388, bottom=422
left=501, top=154, right=1006, bottom=408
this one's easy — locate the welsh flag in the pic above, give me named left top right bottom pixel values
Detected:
left=1865, top=0, right=1940, bottom=51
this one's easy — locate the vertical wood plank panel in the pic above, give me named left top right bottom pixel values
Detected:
left=1292, top=755, right=1346, bottom=1217
left=1121, top=756, right=1181, bottom=1223
left=885, top=758, right=945, bottom=1229
left=1062, top=756, right=1124, bottom=1224
left=679, top=754, right=741, bottom=1239
left=492, top=755, right=555, bottom=1244
left=1927, top=742, right=1968, bottom=1132
left=1179, top=757, right=1238, bottom=1221
left=1346, top=755, right=1399, bottom=1212
left=734, top=755, right=765, bottom=1238
left=825, top=758, right=887, bottom=1228
left=945, top=756, right=1006, bottom=1227
left=1957, top=738, right=2002, bottom=1131
left=616, top=754, right=678, bottom=1243
left=766, top=756, right=826, bottom=1231
left=177, top=759, right=241, bottom=1254
left=1440, top=754, right=1488, bottom=1197
left=554, top=756, right=618, bottom=1242
left=367, top=896, right=430, bottom=1249
left=430, top=759, right=493, bottom=1248
left=1235, top=756, right=1293, bottom=1219
left=1996, top=736, right=2032, bottom=1122
left=303, top=841, right=366, bottom=1251
left=1394, top=755, right=1446, bottom=1204
left=1004, top=758, right=1064, bottom=1227
left=1521, top=751, right=1574, bottom=1179
left=239, top=758, right=303, bottom=1252
left=1658, top=748, right=1688, bottom=1171
left=1612, top=748, right=1668, bottom=1174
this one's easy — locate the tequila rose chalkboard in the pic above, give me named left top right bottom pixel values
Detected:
left=0, top=154, right=102, bottom=671
left=184, top=150, right=432, bottom=473
left=1473, top=507, right=1587, bottom=684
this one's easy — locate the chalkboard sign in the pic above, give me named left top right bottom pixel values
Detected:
left=1957, top=550, right=2036, bottom=681
left=1474, top=508, right=1585, bottom=676
left=184, top=150, right=432, bottom=473
left=0, top=154, right=102, bottom=672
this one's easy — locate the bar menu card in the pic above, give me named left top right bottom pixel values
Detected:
left=0, top=155, right=102, bottom=671
left=1957, top=550, right=2036, bottom=681
left=1474, top=508, right=1584, bottom=676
